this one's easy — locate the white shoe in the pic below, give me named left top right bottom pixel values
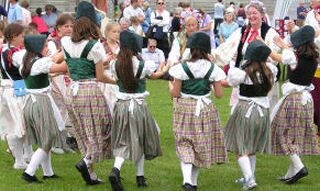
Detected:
left=51, top=147, right=64, bottom=154
left=235, top=177, right=245, bottom=185
left=13, top=162, right=27, bottom=170
left=243, top=177, right=257, bottom=190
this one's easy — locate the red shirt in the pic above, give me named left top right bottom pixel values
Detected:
left=32, top=16, right=48, bottom=34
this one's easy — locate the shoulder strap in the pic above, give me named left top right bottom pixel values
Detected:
left=135, top=60, right=144, bottom=78
left=181, top=62, right=194, bottom=79
left=204, top=64, right=214, bottom=79
left=235, top=25, right=248, bottom=68
left=80, top=40, right=98, bottom=58
left=63, top=48, right=71, bottom=59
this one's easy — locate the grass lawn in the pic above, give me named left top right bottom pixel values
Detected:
left=1, top=80, right=320, bottom=191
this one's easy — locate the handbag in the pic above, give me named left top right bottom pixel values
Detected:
left=13, top=79, right=26, bottom=97
left=154, top=26, right=164, bottom=40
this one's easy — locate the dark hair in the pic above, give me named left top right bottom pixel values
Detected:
left=4, top=23, right=24, bottom=43
left=188, top=48, right=210, bottom=62
left=35, top=7, right=42, bottom=16
left=71, top=17, right=99, bottom=42
left=56, top=13, right=74, bottom=28
left=21, top=52, right=41, bottom=78
left=296, top=41, right=319, bottom=62
left=116, top=47, right=140, bottom=93
left=243, top=61, right=273, bottom=93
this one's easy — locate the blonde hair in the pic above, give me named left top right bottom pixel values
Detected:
left=104, top=22, right=120, bottom=37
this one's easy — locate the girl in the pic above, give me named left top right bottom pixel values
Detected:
left=61, top=1, right=114, bottom=185
left=21, top=34, right=67, bottom=183
left=0, top=23, right=31, bottom=170
left=108, top=30, right=167, bottom=191
left=224, top=40, right=277, bottom=190
left=168, top=32, right=227, bottom=191
left=270, top=25, right=319, bottom=184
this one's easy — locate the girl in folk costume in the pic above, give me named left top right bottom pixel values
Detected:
left=224, top=40, right=277, bottom=190
left=214, top=2, right=280, bottom=113
left=168, top=32, right=227, bottom=191
left=99, top=22, right=121, bottom=115
left=270, top=26, right=319, bottom=184
left=48, top=13, right=74, bottom=154
left=305, top=0, right=320, bottom=136
left=20, top=34, right=67, bottom=183
left=108, top=30, right=167, bottom=191
left=0, top=23, right=33, bottom=170
left=61, top=1, right=114, bottom=185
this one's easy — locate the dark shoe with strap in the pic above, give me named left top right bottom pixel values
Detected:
left=22, top=172, right=42, bottom=183
left=43, top=174, right=60, bottom=180
left=109, top=167, right=124, bottom=191
left=182, top=183, right=196, bottom=191
left=136, top=176, right=148, bottom=187
left=277, top=176, right=289, bottom=182
left=75, top=159, right=92, bottom=185
left=285, top=167, right=308, bottom=184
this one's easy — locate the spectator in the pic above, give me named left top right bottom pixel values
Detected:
left=142, top=1, right=152, bottom=34
left=119, top=17, right=130, bottom=31
left=198, top=8, right=214, bottom=49
left=31, top=8, right=49, bottom=35
left=123, top=0, right=145, bottom=24
left=20, top=0, right=31, bottom=26
left=296, top=1, right=308, bottom=27
left=218, top=7, right=239, bottom=43
left=0, top=5, right=8, bottom=18
left=213, top=0, right=225, bottom=35
left=236, top=3, right=246, bottom=27
left=42, top=4, right=58, bottom=34
left=7, top=0, right=23, bottom=24
left=129, top=16, right=144, bottom=36
left=141, top=38, right=165, bottom=70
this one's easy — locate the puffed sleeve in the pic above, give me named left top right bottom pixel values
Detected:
left=227, top=67, right=246, bottom=87
left=209, top=64, right=226, bottom=82
left=12, top=49, right=26, bottom=68
left=30, top=57, right=53, bottom=76
left=168, top=63, right=188, bottom=80
left=281, top=48, right=297, bottom=69
left=87, top=42, right=107, bottom=64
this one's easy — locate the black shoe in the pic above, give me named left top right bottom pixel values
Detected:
left=75, top=159, right=92, bottom=185
left=43, top=174, right=60, bottom=180
left=277, top=176, right=289, bottom=182
left=109, top=167, right=124, bottom=191
left=285, top=167, right=308, bottom=184
left=182, top=183, right=196, bottom=191
left=136, top=176, right=147, bottom=187
left=66, top=137, right=79, bottom=151
left=89, top=178, right=103, bottom=185
left=22, top=172, right=42, bottom=183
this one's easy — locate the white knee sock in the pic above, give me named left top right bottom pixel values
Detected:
left=7, top=135, right=25, bottom=166
left=191, top=165, right=200, bottom=186
left=238, top=156, right=253, bottom=181
left=25, top=148, right=47, bottom=176
left=114, top=156, right=125, bottom=171
left=135, top=154, right=145, bottom=176
left=41, top=152, right=54, bottom=176
left=289, top=154, right=304, bottom=174
left=249, top=155, right=256, bottom=176
left=181, top=162, right=192, bottom=185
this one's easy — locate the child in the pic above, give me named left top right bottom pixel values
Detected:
left=108, top=30, right=167, bottom=191
left=224, top=40, right=277, bottom=190
left=270, top=25, right=319, bottom=184
left=168, top=32, right=227, bottom=191
left=0, top=23, right=31, bottom=170
left=129, top=16, right=144, bottom=36
left=21, top=34, right=67, bottom=183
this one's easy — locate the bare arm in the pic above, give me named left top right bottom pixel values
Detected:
left=149, top=62, right=170, bottom=79
left=212, top=81, right=223, bottom=98
left=95, top=60, right=116, bottom=84
left=49, top=61, right=68, bottom=73
left=168, top=79, right=181, bottom=97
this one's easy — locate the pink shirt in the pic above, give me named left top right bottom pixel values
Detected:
left=32, top=16, right=48, bottom=34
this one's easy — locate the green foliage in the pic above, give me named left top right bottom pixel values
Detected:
left=0, top=80, right=320, bottom=190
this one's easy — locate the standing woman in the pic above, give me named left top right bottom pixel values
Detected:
left=61, top=1, right=114, bottom=185
left=218, top=7, right=239, bottom=44
left=224, top=40, right=277, bottom=190
left=108, top=31, right=166, bottom=191
left=21, top=34, right=67, bottom=183
left=270, top=26, right=319, bottom=184
left=168, top=32, right=227, bottom=191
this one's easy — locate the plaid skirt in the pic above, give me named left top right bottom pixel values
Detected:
left=66, top=83, right=112, bottom=162
left=23, top=94, right=60, bottom=152
left=271, top=92, right=319, bottom=155
left=112, top=99, right=162, bottom=162
left=173, top=98, right=227, bottom=168
left=225, top=100, right=270, bottom=155
left=311, top=77, right=320, bottom=128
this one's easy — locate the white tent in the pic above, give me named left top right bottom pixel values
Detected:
left=272, top=0, right=310, bottom=26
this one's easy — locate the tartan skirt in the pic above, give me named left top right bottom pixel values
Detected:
left=225, top=100, right=271, bottom=155
left=66, top=83, right=112, bottom=162
left=23, top=94, right=60, bottom=152
left=271, top=92, right=319, bottom=155
left=111, top=99, right=162, bottom=162
left=173, top=98, right=227, bottom=168
left=311, top=77, right=320, bottom=128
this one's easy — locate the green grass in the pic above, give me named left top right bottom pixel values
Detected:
left=1, top=80, right=320, bottom=191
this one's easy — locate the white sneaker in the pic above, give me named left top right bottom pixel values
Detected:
left=235, top=177, right=245, bottom=185
left=13, top=162, right=27, bottom=170
left=51, top=147, right=65, bottom=154
left=243, top=177, right=257, bottom=190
